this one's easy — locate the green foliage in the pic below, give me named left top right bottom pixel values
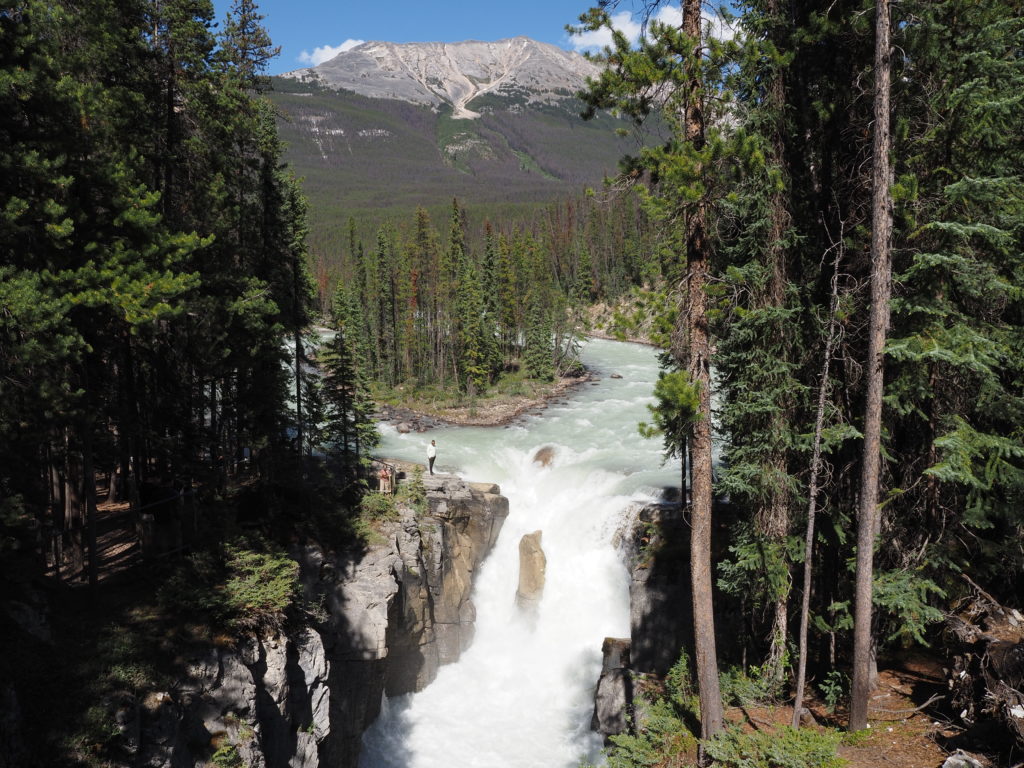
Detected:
left=211, top=743, right=244, bottom=768
left=360, top=491, right=399, bottom=523
left=719, top=661, right=787, bottom=708
left=524, top=297, right=555, bottom=382
left=703, top=726, right=845, bottom=768
left=872, top=569, right=946, bottom=645
left=221, top=545, right=301, bottom=633
left=818, top=669, right=848, bottom=714
left=588, top=651, right=699, bottom=768
left=158, top=541, right=300, bottom=635
left=717, top=524, right=796, bottom=608
left=639, top=369, right=702, bottom=459
left=396, top=466, right=428, bottom=516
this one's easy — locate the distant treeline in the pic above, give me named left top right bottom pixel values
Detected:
left=317, top=192, right=663, bottom=391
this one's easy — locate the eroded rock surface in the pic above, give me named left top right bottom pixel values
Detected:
left=592, top=638, right=632, bottom=739
left=9, top=474, right=509, bottom=768
left=515, top=530, right=546, bottom=617
left=302, top=474, right=508, bottom=767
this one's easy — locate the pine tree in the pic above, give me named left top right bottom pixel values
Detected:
left=322, top=286, right=379, bottom=473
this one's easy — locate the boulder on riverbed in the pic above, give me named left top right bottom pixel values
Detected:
left=532, top=446, right=556, bottom=467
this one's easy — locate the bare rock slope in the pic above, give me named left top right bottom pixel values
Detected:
left=284, top=37, right=598, bottom=118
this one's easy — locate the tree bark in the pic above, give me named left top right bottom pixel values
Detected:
left=676, top=0, right=724, bottom=748
left=793, top=236, right=844, bottom=727
left=850, top=0, right=893, bottom=732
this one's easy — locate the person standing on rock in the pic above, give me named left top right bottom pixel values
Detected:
left=427, top=439, right=437, bottom=475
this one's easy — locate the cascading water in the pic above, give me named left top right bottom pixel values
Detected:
left=359, top=338, right=680, bottom=768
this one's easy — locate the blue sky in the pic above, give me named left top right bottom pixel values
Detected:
left=211, top=0, right=703, bottom=75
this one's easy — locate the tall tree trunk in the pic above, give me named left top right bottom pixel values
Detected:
left=83, top=427, right=99, bottom=590
left=793, top=234, right=845, bottom=727
left=673, top=0, right=724, bottom=748
left=759, top=3, right=793, bottom=681
left=850, top=0, right=893, bottom=732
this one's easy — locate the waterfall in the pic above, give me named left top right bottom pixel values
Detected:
left=360, top=339, right=680, bottom=768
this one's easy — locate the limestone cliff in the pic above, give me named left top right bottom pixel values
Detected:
left=4, top=475, right=508, bottom=768
left=284, top=37, right=598, bottom=119
left=592, top=501, right=690, bottom=741
left=302, top=475, right=508, bottom=767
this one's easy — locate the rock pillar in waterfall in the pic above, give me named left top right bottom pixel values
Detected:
left=515, top=530, right=546, bottom=618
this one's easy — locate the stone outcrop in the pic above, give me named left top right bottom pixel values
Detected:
left=301, top=474, right=508, bottom=768
left=0, top=474, right=508, bottom=768
left=118, top=629, right=330, bottom=768
left=532, top=445, right=556, bottom=467
left=621, top=502, right=692, bottom=676
left=591, top=638, right=632, bottom=739
left=515, top=530, right=546, bottom=617
left=591, top=501, right=689, bottom=739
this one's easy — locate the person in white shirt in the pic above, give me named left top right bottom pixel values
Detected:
left=427, top=440, right=437, bottom=475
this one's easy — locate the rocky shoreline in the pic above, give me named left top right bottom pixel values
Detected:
left=376, top=371, right=596, bottom=431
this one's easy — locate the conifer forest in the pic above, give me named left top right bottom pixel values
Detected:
left=1, top=0, right=1023, bottom=766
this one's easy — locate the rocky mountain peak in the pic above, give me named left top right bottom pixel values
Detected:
left=283, top=37, right=599, bottom=119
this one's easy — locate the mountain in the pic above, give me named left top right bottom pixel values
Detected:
left=270, top=38, right=645, bottom=247
left=284, top=37, right=600, bottom=118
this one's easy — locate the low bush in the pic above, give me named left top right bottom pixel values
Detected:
left=158, top=539, right=300, bottom=634
left=396, top=466, right=428, bottom=515
left=704, top=725, right=846, bottom=768
left=359, top=491, right=398, bottom=522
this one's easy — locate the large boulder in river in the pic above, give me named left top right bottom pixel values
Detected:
left=515, top=531, right=547, bottom=616
left=532, top=445, right=556, bottom=466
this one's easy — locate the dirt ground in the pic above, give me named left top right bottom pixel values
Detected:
left=731, top=660, right=998, bottom=768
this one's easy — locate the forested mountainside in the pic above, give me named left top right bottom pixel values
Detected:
left=268, top=75, right=643, bottom=253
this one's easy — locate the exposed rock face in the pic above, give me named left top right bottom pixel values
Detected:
left=622, top=502, right=692, bottom=676
left=515, top=530, right=547, bottom=617
left=591, top=501, right=689, bottom=739
left=132, top=631, right=329, bottom=768
left=303, top=474, right=508, bottom=768
left=285, top=37, right=598, bottom=119
left=591, top=638, right=633, bottom=739
left=4, top=475, right=508, bottom=768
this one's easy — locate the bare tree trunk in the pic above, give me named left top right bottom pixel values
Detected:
left=793, top=235, right=845, bottom=727
left=850, top=0, right=893, bottom=732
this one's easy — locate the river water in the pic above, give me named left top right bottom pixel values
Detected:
left=359, top=338, right=681, bottom=768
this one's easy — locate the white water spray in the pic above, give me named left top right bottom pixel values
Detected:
left=359, top=339, right=680, bottom=768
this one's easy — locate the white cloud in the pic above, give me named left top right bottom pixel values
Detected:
left=298, top=39, right=365, bottom=66
left=569, top=10, right=641, bottom=52
left=568, top=5, right=734, bottom=52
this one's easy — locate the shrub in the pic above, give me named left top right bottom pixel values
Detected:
left=222, top=545, right=300, bottom=633
left=704, top=726, right=846, bottom=768
left=396, top=466, right=428, bottom=515
left=211, top=743, right=244, bottom=768
left=360, top=490, right=398, bottom=522
left=157, top=541, right=300, bottom=634
left=719, top=661, right=787, bottom=708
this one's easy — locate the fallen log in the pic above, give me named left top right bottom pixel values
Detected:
left=944, top=580, right=1024, bottom=751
